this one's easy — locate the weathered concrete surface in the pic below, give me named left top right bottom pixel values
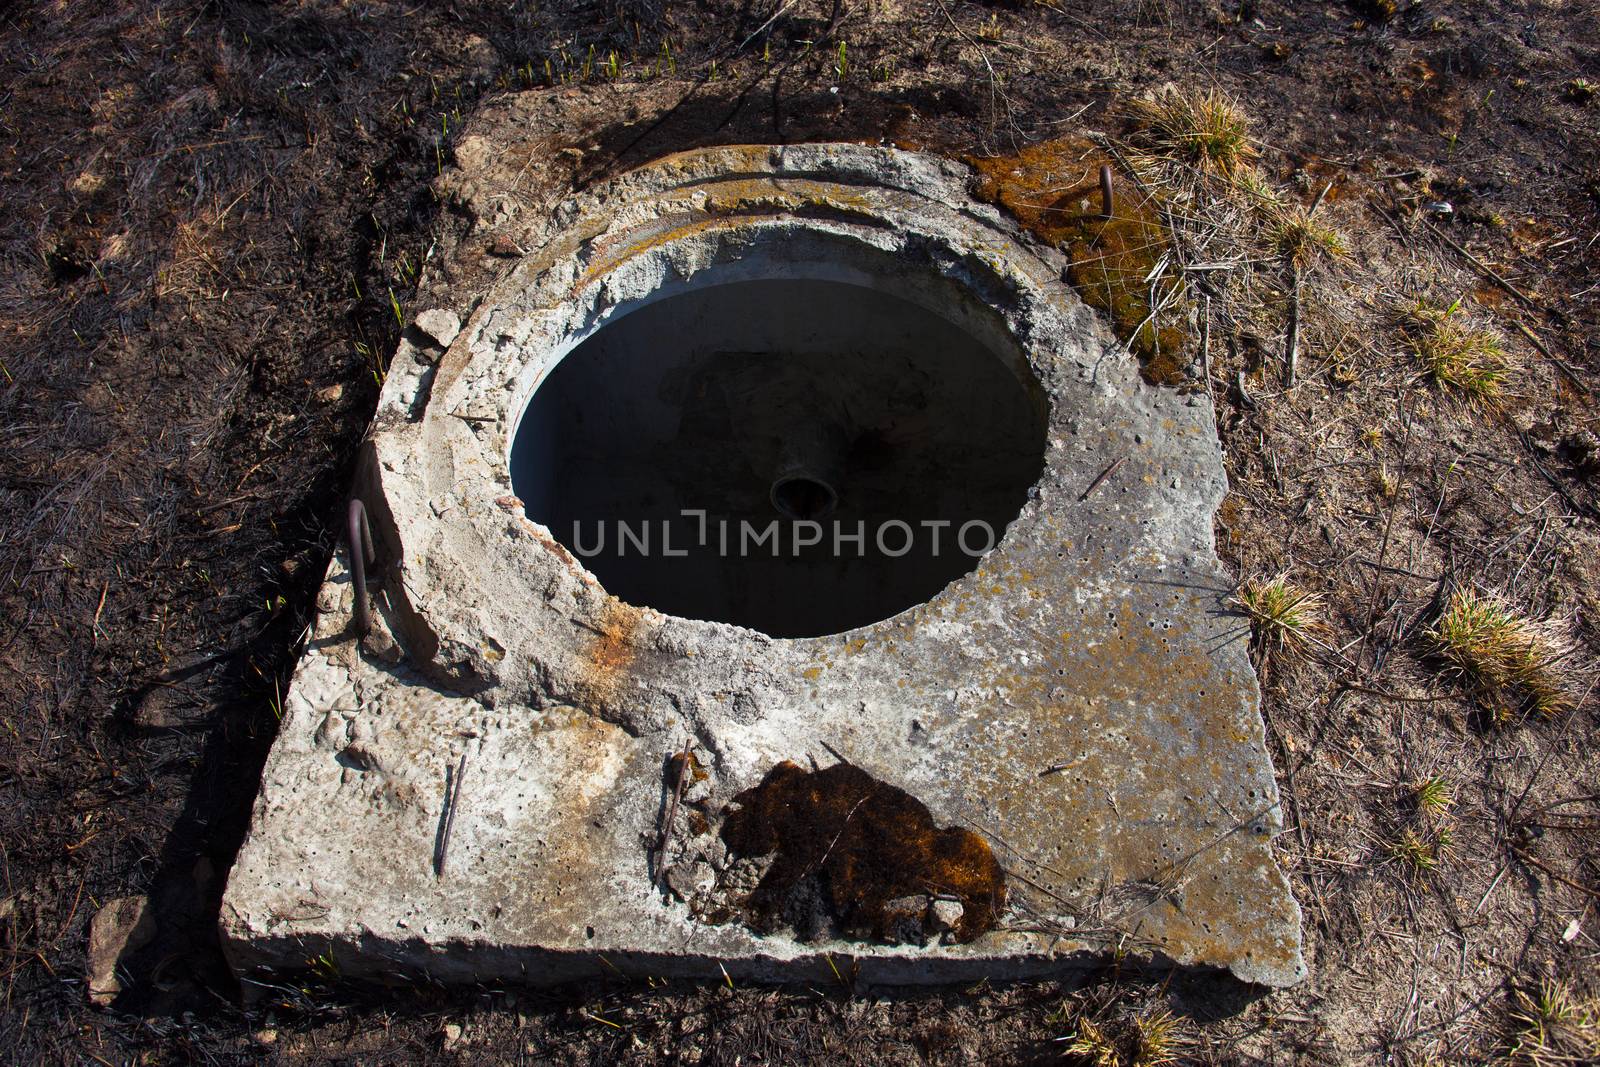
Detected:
left=220, top=138, right=1305, bottom=989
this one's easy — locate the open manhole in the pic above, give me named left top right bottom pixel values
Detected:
left=222, top=142, right=1304, bottom=991
left=509, top=274, right=1047, bottom=637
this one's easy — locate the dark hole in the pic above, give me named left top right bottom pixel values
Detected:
left=510, top=278, right=1046, bottom=638
left=45, top=243, right=91, bottom=285
left=770, top=475, right=837, bottom=521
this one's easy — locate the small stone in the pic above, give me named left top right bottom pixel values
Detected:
left=315, top=383, right=343, bottom=405
left=338, top=744, right=383, bottom=772
left=881, top=895, right=929, bottom=946
left=716, top=856, right=770, bottom=897
left=416, top=309, right=462, bottom=348
left=699, top=835, right=729, bottom=869
left=88, top=896, right=157, bottom=1006
left=132, top=687, right=185, bottom=729
left=665, top=862, right=715, bottom=902
left=315, top=583, right=344, bottom=615
left=1562, top=429, right=1599, bottom=477
left=487, top=234, right=522, bottom=257
left=314, top=714, right=347, bottom=749
left=361, top=625, right=404, bottom=666
left=928, top=898, right=965, bottom=934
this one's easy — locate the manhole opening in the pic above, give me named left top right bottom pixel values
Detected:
left=510, top=275, right=1047, bottom=638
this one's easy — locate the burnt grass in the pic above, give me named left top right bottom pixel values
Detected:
left=1, top=0, right=1598, bottom=1063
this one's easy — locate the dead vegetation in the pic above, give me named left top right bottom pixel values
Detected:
left=1237, top=573, right=1327, bottom=659
left=1406, top=299, right=1513, bottom=404
left=1128, top=86, right=1256, bottom=176
left=969, top=136, right=1191, bottom=384
left=1503, top=977, right=1600, bottom=1066
left=1055, top=985, right=1192, bottom=1067
left=1427, top=588, right=1578, bottom=721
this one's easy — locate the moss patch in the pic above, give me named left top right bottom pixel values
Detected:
left=970, top=137, right=1189, bottom=386
left=721, top=761, right=1005, bottom=944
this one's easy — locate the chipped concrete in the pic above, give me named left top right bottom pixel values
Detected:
left=415, top=308, right=462, bottom=349
left=220, top=141, right=1304, bottom=989
left=88, top=896, right=156, bottom=1007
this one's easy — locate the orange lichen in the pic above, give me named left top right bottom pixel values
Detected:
left=581, top=600, right=640, bottom=705
left=970, top=137, right=1189, bottom=386
left=721, top=761, right=1005, bottom=944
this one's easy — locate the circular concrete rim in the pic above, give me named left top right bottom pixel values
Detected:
left=434, top=143, right=1118, bottom=646
left=497, top=231, right=1051, bottom=636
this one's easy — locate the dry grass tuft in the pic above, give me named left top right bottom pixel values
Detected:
left=1062, top=1015, right=1120, bottom=1066
left=1384, top=772, right=1457, bottom=882
left=1271, top=207, right=1347, bottom=268
left=1131, top=1007, right=1187, bottom=1067
left=1129, top=86, right=1255, bottom=175
left=1384, top=824, right=1454, bottom=879
left=1427, top=589, right=1575, bottom=720
left=1370, top=463, right=1400, bottom=500
left=1229, top=165, right=1284, bottom=210
left=1237, top=575, right=1326, bottom=656
left=1412, top=775, right=1453, bottom=818
left=1350, top=0, right=1399, bottom=22
left=1506, top=978, right=1600, bottom=1065
left=1405, top=301, right=1511, bottom=403
left=1059, top=1005, right=1188, bottom=1067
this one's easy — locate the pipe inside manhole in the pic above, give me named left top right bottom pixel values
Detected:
left=770, top=475, right=838, bottom=523
left=510, top=276, right=1047, bottom=638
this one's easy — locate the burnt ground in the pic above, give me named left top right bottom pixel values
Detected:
left=1, top=0, right=1597, bottom=1062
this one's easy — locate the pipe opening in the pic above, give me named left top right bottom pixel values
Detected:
left=770, top=475, right=839, bottom=522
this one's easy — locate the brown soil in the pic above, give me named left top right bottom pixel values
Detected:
left=1, top=0, right=1597, bottom=1063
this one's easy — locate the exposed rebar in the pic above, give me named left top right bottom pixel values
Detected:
left=347, top=498, right=375, bottom=637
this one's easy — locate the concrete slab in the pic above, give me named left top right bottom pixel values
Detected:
left=220, top=140, right=1304, bottom=989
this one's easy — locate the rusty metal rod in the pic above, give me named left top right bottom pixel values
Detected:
left=1079, top=456, right=1126, bottom=502
left=654, top=739, right=693, bottom=889
left=435, top=752, right=467, bottom=878
left=347, top=498, right=375, bottom=637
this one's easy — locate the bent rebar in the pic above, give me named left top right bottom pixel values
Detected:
left=347, top=498, right=375, bottom=637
